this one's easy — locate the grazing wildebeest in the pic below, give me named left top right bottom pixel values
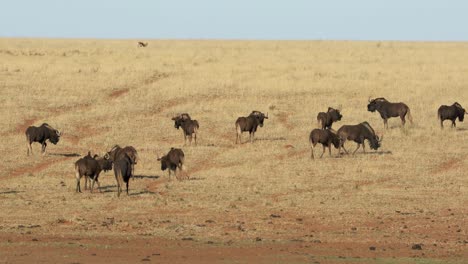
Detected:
left=74, top=152, right=112, bottom=193
left=438, top=102, right=465, bottom=128
left=317, top=107, right=343, bottom=129
left=235, top=111, right=268, bottom=144
left=107, top=145, right=139, bottom=175
left=25, top=123, right=62, bottom=156
left=367, top=97, right=413, bottom=129
left=138, top=42, right=148, bottom=47
left=309, top=129, right=341, bottom=159
left=337, top=122, right=382, bottom=155
left=157, top=148, right=187, bottom=181
left=113, top=153, right=133, bottom=197
left=172, top=113, right=199, bottom=145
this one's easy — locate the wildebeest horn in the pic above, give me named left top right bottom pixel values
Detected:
left=265, top=112, right=269, bottom=119
left=104, top=153, right=110, bottom=159
left=368, top=97, right=372, bottom=103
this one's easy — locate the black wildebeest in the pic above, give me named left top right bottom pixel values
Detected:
left=235, top=111, right=268, bottom=144
left=157, top=148, right=187, bottom=181
left=74, top=152, right=113, bottom=193
left=337, top=122, right=382, bottom=155
left=113, top=153, right=133, bottom=197
left=138, top=42, right=148, bottom=47
left=25, top=123, right=62, bottom=156
left=367, top=97, right=413, bottom=129
left=317, top=107, right=343, bottom=129
left=309, top=129, right=341, bottom=159
left=107, top=145, right=139, bottom=174
left=438, top=102, right=465, bottom=128
left=172, top=113, right=199, bottom=145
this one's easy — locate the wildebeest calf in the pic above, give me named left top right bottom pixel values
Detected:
left=172, top=113, right=199, bottom=145
left=25, top=123, right=62, bottom=156
left=157, top=148, right=187, bottom=181
left=438, top=102, right=465, bottom=128
left=317, top=107, right=342, bottom=129
left=309, top=129, right=341, bottom=159
left=235, top=111, right=268, bottom=144
left=74, top=152, right=112, bottom=193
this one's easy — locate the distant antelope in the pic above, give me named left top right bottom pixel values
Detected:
left=138, top=42, right=148, bottom=47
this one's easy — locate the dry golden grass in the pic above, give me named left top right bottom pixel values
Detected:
left=0, top=38, right=467, bottom=263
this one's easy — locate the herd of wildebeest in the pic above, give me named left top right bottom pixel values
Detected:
left=24, top=98, right=466, bottom=197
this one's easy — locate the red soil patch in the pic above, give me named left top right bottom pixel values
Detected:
left=277, top=112, right=294, bottom=130
left=109, top=88, right=129, bottom=99
left=16, top=118, right=38, bottom=133
left=431, top=158, right=462, bottom=174
left=7, top=156, right=72, bottom=179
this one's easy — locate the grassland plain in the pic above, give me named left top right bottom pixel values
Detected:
left=0, top=38, right=467, bottom=263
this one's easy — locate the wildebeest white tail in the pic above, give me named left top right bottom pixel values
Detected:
left=406, top=107, right=413, bottom=124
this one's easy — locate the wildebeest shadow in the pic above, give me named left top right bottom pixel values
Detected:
left=49, top=152, right=81, bottom=157
left=364, top=150, right=393, bottom=155
left=256, top=137, right=287, bottom=141
left=129, top=190, right=157, bottom=196
left=133, top=175, right=160, bottom=179
left=0, top=190, right=23, bottom=195
left=456, top=127, right=468, bottom=131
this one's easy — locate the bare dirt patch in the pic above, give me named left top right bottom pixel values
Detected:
left=109, top=88, right=129, bottom=99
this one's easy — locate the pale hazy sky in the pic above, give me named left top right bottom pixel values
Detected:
left=1, top=0, right=467, bottom=41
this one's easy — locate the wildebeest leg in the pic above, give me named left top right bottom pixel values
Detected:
left=310, top=142, right=315, bottom=159
left=194, top=132, right=197, bottom=146
left=189, top=134, right=193, bottom=146
left=96, top=179, right=102, bottom=193
left=84, top=176, right=89, bottom=190
left=41, top=142, right=47, bottom=155
left=76, top=172, right=81, bottom=193
left=320, top=145, right=326, bottom=158
left=91, top=177, right=96, bottom=193
left=440, top=119, right=444, bottom=129
left=184, top=134, right=187, bottom=146
left=328, top=144, right=332, bottom=157
left=400, top=115, right=406, bottom=127
left=168, top=170, right=172, bottom=181
left=126, top=181, right=129, bottom=195
left=383, top=119, right=388, bottom=129
left=352, top=144, right=360, bottom=155
left=452, top=120, right=456, bottom=128
left=362, top=142, right=366, bottom=153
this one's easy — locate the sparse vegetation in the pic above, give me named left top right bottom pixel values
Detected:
left=0, top=38, right=467, bottom=263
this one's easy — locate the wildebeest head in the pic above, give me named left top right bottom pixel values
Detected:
left=249, top=111, right=269, bottom=127
left=329, top=130, right=341, bottom=148
left=43, top=123, right=62, bottom=144
left=367, top=97, right=388, bottom=113
left=172, top=113, right=191, bottom=129
left=96, top=154, right=113, bottom=172
left=157, top=155, right=169, bottom=171
left=362, top=122, right=383, bottom=150
left=327, top=107, right=343, bottom=122
left=454, top=102, right=466, bottom=122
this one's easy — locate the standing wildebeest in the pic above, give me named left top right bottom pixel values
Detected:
left=74, top=152, right=113, bottom=193
left=317, top=107, right=343, bottom=129
left=172, top=113, right=199, bottom=145
left=309, top=129, right=341, bottom=159
left=337, top=122, right=382, bottom=155
left=107, top=145, right=139, bottom=174
left=25, top=123, right=62, bottom=156
left=438, top=102, right=465, bottom=128
left=138, top=42, right=148, bottom=47
left=113, top=153, right=133, bottom=197
left=367, top=97, right=413, bottom=129
left=235, top=111, right=268, bottom=144
left=157, top=148, right=187, bottom=181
